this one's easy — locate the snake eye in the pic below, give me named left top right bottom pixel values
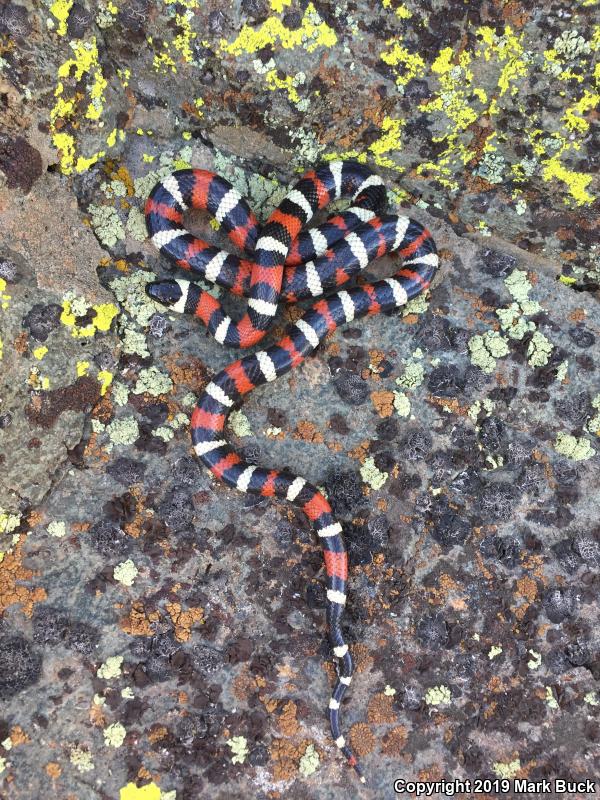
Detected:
left=146, top=279, right=182, bottom=307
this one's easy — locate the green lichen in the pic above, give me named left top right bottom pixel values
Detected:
left=425, top=685, right=451, bottom=706
left=298, top=743, right=320, bottom=777
left=393, top=390, right=411, bottom=417
left=527, top=330, right=554, bottom=367
left=556, top=360, right=569, bottom=382
left=114, top=559, right=139, bottom=587
left=122, top=329, right=150, bottom=358
left=488, top=645, right=503, bottom=659
left=226, top=736, right=249, bottom=764
left=396, top=361, right=425, bottom=389
left=47, top=520, right=67, bottom=538
left=153, top=426, right=174, bottom=442
left=545, top=686, right=559, bottom=709
left=402, top=293, right=429, bottom=316
left=126, top=207, right=148, bottom=242
left=182, top=392, right=197, bottom=409
left=112, top=382, right=130, bottom=407
left=384, top=685, right=397, bottom=696
left=554, top=432, right=595, bottom=461
left=504, top=269, right=540, bottom=311
left=0, top=509, right=21, bottom=535
left=133, top=367, right=173, bottom=396
left=106, top=417, right=140, bottom=448
left=496, top=304, right=535, bottom=340
left=110, top=270, right=157, bottom=329
left=97, top=655, right=123, bottom=680
left=229, top=410, right=253, bottom=437
left=527, top=649, right=542, bottom=670
left=89, top=204, right=125, bottom=248
left=584, top=691, right=599, bottom=706
left=104, top=722, right=127, bottom=748
left=69, top=745, right=95, bottom=772
left=475, top=150, right=506, bottom=183
left=360, top=457, right=388, bottom=490
left=468, top=331, right=510, bottom=373
left=493, top=759, right=521, bottom=779
left=587, top=394, right=600, bottom=435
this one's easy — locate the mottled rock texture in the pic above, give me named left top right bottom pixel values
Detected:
left=0, top=1, right=598, bottom=799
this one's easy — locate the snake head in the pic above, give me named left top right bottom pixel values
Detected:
left=146, top=279, right=183, bottom=308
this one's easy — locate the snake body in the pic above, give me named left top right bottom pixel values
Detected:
left=145, top=161, right=438, bottom=780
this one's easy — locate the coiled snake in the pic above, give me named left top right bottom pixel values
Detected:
left=144, top=160, right=438, bottom=780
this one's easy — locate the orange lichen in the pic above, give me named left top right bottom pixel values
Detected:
left=381, top=725, right=408, bottom=755
left=9, top=726, right=30, bottom=746
left=165, top=602, right=204, bottom=642
left=293, top=420, right=324, bottom=443
left=371, top=390, right=395, bottom=417
left=278, top=700, right=299, bottom=737
left=348, top=723, right=376, bottom=756
left=148, top=726, right=168, bottom=743
left=270, top=738, right=311, bottom=782
left=45, top=762, right=62, bottom=779
left=367, top=693, right=398, bottom=725
left=120, top=601, right=160, bottom=636
left=0, top=535, right=47, bottom=617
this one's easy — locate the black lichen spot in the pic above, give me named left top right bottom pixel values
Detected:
left=241, top=441, right=261, bottom=464
left=149, top=313, right=170, bottom=338
left=0, top=635, right=42, bottom=699
left=478, top=416, right=506, bottom=451
left=332, top=368, right=369, bottom=405
left=543, top=587, right=578, bottom=623
left=66, top=2, right=92, bottom=37
left=0, top=259, right=18, bottom=282
left=554, top=391, right=592, bottom=427
left=0, top=3, right=30, bottom=37
left=479, top=248, right=517, bottom=277
left=402, top=428, right=433, bottom=461
left=427, top=364, right=465, bottom=396
left=107, top=457, right=146, bottom=486
left=89, top=520, right=133, bottom=557
left=478, top=482, right=520, bottom=521
left=344, top=516, right=389, bottom=564
left=104, top=491, right=137, bottom=525
left=23, top=303, right=62, bottom=342
left=416, top=614, right=448, bottom=648
left=480, top=534, right=520, bottom=567
left=0, top=135, right=42, bottom=193
left=568, top=325, right=595, bottom=349
left=324, top=466, right=368, bottom=517
left=430, top=508, right=471, bottom=548
left=157, top=487, right=194, bottom=531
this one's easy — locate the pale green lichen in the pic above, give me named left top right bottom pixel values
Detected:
left=47, top=520, right=67, bottom=538
left=226, top=736, right=249, bottom=764
left=554, top=432, right=595, bottom=461
left=396, top=361, right=425, bottom=389
left=122, top=329, right=150, bottom=358
left=114, top=559, right=139, bottom=587
left=153, top=426, right=174, bottom=442
left=110, top=270, right=157, bottom=329
left=89, top=204, right=125, bottom=248
left=584, top=691, right=599, bottom=706
left=133, top=367, right=173, bottom=396
left=425, top=685, right=451, bottom=706
left=360, top=457, right=388, bottom=490
left=488, top=645, right=503, bottom=659
left=181, top=392, right=197, bottom=408
left=126, top=207, right=148, bottom=241
left=468, top=331, right=510, bottom=373
left=504, top=269, right=541, bottom=315
left=0, top=508, right=20, bottom=535
left=527, top=330, right=554, bottom=367
left=402, top=293, right=429, bottom=316
left=496, top=303, right=535, bottom=340
left=298, top=743, right=320, bottom=777
left=69, top=745, right=95, bottom=772
left=493, top=759, right=520, bottom=779
left=556, top=360, right=569, bottom=382
left=229, top=410, right=253, bottom=437
left=393, top=390, right=411, bottom=417
left=527, top=649, right=542, bottom=670
left=467, top=398, right=495, bottom=422
left=104, top=722, right=127, bottom=747
left=384, top=685, right=397, bottom=696
left=475, top=150, right=506, bottom=183
left=106, top=417, right=139, bottom=448
left=545, top=686, right=559, bottom=709
left=121, top=687, right=134, bottom=699
left=97, top=655, right=123, bottom=680
left=587, top=394, right=600, bottom=435
left=112, top=382, right=130, bottom=407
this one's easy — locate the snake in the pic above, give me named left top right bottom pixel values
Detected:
left=144, top=160, right=438, bottom=781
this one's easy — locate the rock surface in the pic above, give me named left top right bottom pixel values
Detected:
left=0, top=1, right=598, bottom=799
